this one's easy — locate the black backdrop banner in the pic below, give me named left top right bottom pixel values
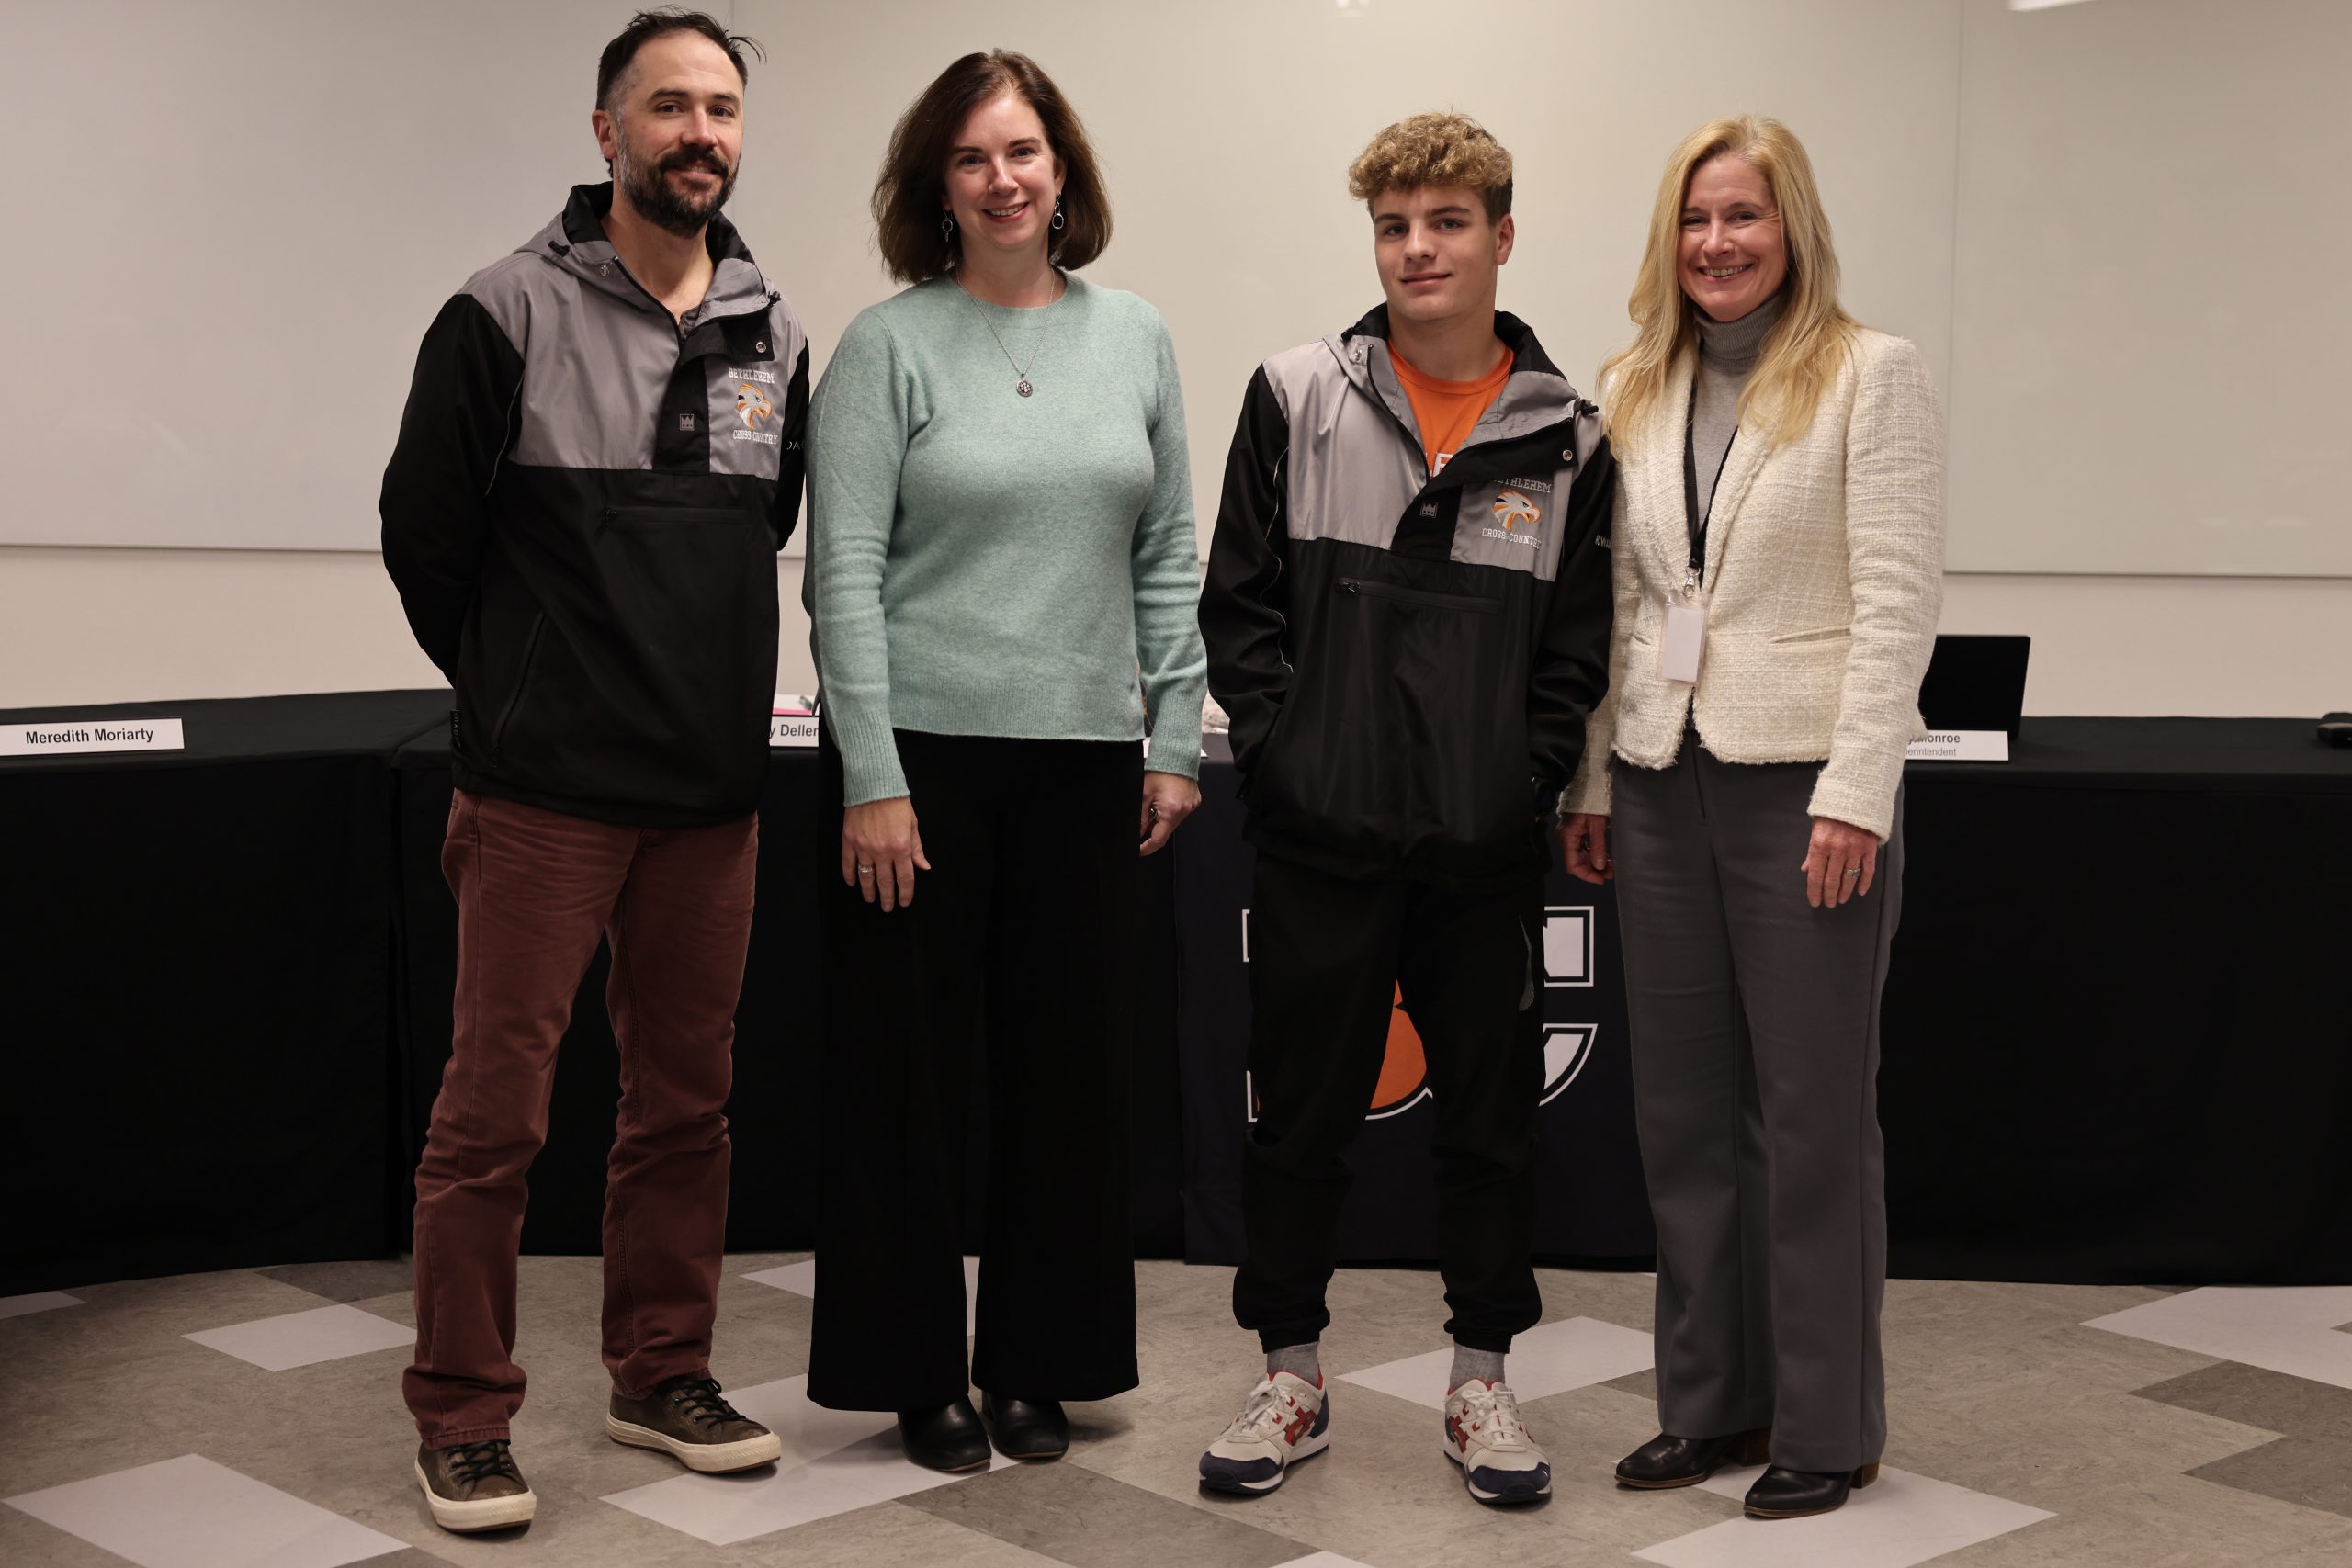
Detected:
left=1171, top=738, right=1655, bottom=1268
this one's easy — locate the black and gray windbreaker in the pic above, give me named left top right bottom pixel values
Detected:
left=1200, top=307, right=1615, bottom=889
left=381, top=183, right=809, bottom=827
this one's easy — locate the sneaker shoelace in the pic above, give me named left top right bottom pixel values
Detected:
left=1224, top=1377, right=1315, bottom=1445
left=1453, top=1383, right=1532, bottom=1453
left=662, top=1376, right=746, bottom=1429
left=446, top=1439, right=519, bottom=1485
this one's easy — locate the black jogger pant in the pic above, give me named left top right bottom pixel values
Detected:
left=1232, top=852, right=1545, bottom=1353
left=805, top=728, right=1144, bottom=1412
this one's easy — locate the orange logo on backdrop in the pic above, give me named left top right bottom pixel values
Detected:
left=1369, top=984, right=1428, bottom=1113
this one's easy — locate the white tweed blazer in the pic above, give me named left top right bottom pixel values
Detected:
left=1563, top=328, right=1944, bottom=840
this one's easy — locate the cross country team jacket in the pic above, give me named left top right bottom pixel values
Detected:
left=1200, top=308, right=1618, bottom=890
left=381, top=183, right=809, bottom=827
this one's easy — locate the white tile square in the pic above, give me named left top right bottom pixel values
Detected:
left=1340, top=1314, right=1655, bottom=1410
left=2085, top=1285, right=2352, bottom=1391
left=1634, top=1464, right=2052, bottom=1568
left=183, top=1303, right=413, bottom=1371
left=6, top=1453, right=406, bottom=1568
left=0, top=1290, right=83, bottom=1321
left=600, top=1372, right=1012, bottom=1544
left=743, top=1256, right=982, bottom=1336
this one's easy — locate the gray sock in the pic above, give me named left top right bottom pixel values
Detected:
left=1449, top=1344, right=1506, bottom=1391
left=1266, top=1342, right=1321, bottom=1384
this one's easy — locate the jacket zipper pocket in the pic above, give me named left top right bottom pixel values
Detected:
left=490, top=615, right=548, bottom=760
left=1337, top=577, right=1501, bottom=613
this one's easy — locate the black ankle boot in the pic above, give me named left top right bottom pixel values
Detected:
left=897, top=1396, right=989, bottom=1472
left=1743, top=1461, right=1880, bottom=1518
left=1615, top=1427, right=1771, bottom=1489
left=979, top=1393, right=1069, bottom=1461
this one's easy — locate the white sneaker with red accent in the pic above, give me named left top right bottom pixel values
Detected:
left=1442, top=1378, right=1550, bottom=1505
left=1198, top=1371, right=1329, bottom=1495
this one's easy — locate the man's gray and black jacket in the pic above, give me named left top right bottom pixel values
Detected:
left=381, top=183, right=808, bottom=827
left=1201, top=307, right=1615, bottom=890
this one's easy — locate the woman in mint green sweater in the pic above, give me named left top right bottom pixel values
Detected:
left=801, top=51, right=1207, bottom=1472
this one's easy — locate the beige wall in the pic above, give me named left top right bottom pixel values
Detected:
left=4, top=547, right=2344, bottom=720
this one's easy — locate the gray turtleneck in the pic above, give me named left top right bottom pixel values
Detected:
left=1690, top=293, right=1785, bottom=520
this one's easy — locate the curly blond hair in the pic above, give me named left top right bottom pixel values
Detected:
left=1348, top=112, right=1513, bottom=220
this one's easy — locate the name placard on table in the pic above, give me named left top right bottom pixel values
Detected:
left=2, top=718, right=186, bottom=757
left=1906, top=729, right=2010, bottom=762
left=770, top=694, right=819, bottom=749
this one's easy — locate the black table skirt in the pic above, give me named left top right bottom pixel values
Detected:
left=1883, top=720, right=2352, bottom=1283
left=2, top=692, right=452, bottom=1294
left=5, top=699, right=2346, bottom=1293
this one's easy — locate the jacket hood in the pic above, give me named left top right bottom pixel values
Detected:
left=521, top=183, right=776, bottom=321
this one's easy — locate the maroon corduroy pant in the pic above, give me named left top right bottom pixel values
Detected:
left=404, top=789, right=757, bottom=1448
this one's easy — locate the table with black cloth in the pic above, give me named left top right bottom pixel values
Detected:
left=5, top=699, right=2346, bottom=1298
left=0, top=691, right=452, bottom=1295
left=1877, top=717, right=2352, bottom=1284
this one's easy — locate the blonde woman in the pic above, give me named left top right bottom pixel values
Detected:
left=1557, top=117, right=1942, bottom=1520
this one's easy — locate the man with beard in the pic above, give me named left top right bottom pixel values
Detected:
left=379, top=8, right=807, bottom=1534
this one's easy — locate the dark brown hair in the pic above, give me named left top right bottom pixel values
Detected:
left=872, top=51, right=1112, bottom=283
left=595, top=8, right=762, bottom=114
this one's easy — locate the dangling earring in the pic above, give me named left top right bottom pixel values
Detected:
left=1051, top=195, right=1066, bottom=231
left=941, top=213, right=956, bottom=241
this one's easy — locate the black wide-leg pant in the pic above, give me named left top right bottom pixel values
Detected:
left=1232, top=852, right=1546, bottom=1354
left=805, top=728, right=1144, bottom=1413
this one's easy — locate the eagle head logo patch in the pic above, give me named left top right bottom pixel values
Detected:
left=737, top=383, right=775, bottom=430
left=1492, top=488, right=1542, bottom=532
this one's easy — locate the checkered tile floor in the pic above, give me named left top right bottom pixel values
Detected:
left=6, top=1262, right=2350, bottom=1566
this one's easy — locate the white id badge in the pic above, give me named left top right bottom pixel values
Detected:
left=1659, top=598, right=1707, bottom=684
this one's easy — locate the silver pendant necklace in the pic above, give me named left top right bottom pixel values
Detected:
left=956, top=272, right=1065, bottom=397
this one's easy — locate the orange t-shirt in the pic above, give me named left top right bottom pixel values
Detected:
left=1390, top=345, right=1513, bottom=476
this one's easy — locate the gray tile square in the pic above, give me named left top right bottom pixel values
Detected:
left=0, top=1290, right=84, bottom=1321
left=257, top=1259, right=416, bottom=1305
left=2133, top=1360, right=2352, bottom=1444
left=899, top=1459, right=1313, bottom=1568
left=1602, top=1368, right=1658, bottom=1402
left=2188, top=1436, right=2352, bottom=1523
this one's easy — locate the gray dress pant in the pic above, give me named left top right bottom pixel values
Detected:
left=1611, top=735, right=1901, bottom=1473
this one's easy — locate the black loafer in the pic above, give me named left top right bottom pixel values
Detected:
left=897, top=1397, right=990, bottom=1472
left=1616, top=1427, right=1770, bottom=1489
left=979, top=1393, right=1069, bottom=1461
left=1743, top=1461, right=1880, bottom=1518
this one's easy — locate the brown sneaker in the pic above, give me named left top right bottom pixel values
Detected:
left=607, top=1374, right=783, bottom=1472
left=413, top=1439, right=536, bottom=1532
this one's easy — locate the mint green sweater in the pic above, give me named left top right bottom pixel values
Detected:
left=805, top=274, right=1207, bottom=806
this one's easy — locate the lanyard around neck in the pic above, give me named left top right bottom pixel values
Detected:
left=1680, top=378, right=1738, bottom=591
